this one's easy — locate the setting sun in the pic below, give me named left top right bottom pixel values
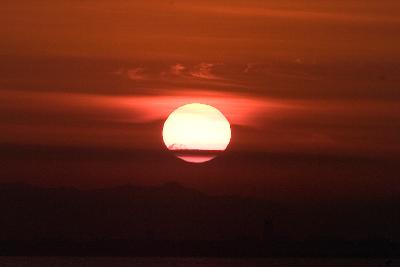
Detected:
left=162, top=103, right=231, bottom=163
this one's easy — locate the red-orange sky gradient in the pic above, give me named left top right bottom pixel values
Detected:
left=1, top=0, right=400, bottom=205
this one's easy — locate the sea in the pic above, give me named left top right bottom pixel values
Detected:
left=0, top=257, right=396, bottom=267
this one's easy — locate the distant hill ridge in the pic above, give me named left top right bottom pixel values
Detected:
left=0, top=182, right=270, bottom=241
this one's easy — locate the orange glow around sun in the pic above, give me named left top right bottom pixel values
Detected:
left=162, top=103, right=231, bottom=163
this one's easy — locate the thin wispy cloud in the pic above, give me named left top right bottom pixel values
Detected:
left=177, top=3, right=400, bottom=23
left=190, top=63, right=219, bottom=80
left=127, top=67, right=146, bottom=80
left=170, top=63, right=186, bottom=76
left=0, top=89, right=274, bottom=148
left=114, top=67, right=146, bottom=80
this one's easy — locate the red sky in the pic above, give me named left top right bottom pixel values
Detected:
left=0, top=1, right=399, bottom=204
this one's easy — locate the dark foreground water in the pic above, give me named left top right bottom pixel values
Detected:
left=0, top=257, right=397, bottom=267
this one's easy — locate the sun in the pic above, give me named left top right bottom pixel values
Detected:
left=162, top=103, right=231, bottom=163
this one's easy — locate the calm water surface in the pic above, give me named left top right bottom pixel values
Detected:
left=0, top=257, right=396, bottom=267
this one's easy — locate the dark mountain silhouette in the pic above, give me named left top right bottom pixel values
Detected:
left=0, top=182, right=273, bottom=242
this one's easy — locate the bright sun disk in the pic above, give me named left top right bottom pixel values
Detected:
left=162, top=103, right=231, bottom=163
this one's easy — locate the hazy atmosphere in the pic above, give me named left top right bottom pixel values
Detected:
left=0, top=1, right=399, bottom=256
